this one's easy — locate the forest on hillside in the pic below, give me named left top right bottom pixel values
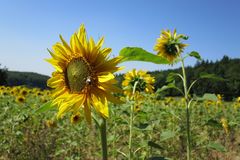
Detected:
left=1, top=55, right=240, bottom=99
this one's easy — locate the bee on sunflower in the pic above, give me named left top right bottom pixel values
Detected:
left=46, top=24, right=122, bottom=123
left=154, top=29, right=188, bottom=63
left=122, top=69, right=155, bottom=99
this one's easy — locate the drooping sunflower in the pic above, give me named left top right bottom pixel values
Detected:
left=46, top=24, right=122, bottom=122
left=122, top=69, right=155, bottom=98
left=154, top=29, right=188, bottom=63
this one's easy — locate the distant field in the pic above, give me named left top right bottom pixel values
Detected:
left=0, top=86, right=240, bottom=160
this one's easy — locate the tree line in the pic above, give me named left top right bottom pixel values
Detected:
left=116, top=55, right=240, bottom=100
left=1, top=55, right=240, bottom=99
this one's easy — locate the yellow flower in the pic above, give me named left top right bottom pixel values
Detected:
left=220, top=117, right=229, bottom=135
left=134, top=105, right=141, bottom=112
left=217, top=94, right=222, bottom=101
left=236, top=97, right=240, bottom=103
left=154, top=29, right=188, bottom=63
left=70, top=112, right=81, bottom=124
left=45, top=120, right=57, bottom=128
left=20, top=88, right=29, bottom=96
left=16, top=96, right=25, bottom=103
left=46, top=24, right=122, bottom=122
left=122, top=69, right=155, bottom=98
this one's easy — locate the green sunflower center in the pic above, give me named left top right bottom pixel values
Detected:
left=130, top=77, right=146, bottom=92
left=66, top=58, right=91, bottom=93
left=164, top=38, right=181, bottom=56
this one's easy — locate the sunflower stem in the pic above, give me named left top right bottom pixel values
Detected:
left=181, top=58, right=191, bottom=160
left=129, top=81, right=138, bottom=160
left=100, top=117, right=108, bottom=160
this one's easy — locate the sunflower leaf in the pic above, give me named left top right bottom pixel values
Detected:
left=200, top=73, right=225, bottom=81
left=119, top=47, right=169, bottom=64
left=189, top=51, right=202, bottom=61
left=160, top=130, right=176, bottom=142
left=197, top=93, right=218, bottom=102
left=207, top=142, right=227, bottom=152
left=34, top=101, right=55, bottom=113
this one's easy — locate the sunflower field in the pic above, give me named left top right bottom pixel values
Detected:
left=1, top=86, right=240, bottom=160
left=1, top=25, right=240, bottom=160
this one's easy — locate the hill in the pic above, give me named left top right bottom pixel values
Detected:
left=6, top=71, right=50, bottom=89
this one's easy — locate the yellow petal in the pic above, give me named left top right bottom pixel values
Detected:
left=98, top=73, right=114, bottom=83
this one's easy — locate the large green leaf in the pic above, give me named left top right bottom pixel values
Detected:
left=119, top=47, right=169, bottom=64
left=201, top=93, right=218, bottom=101
left=207, top=142, right=226, bottom=152
left=200, top=73, right=225, bottom=81
left=189, top=51, right=202, bottom=61
left=160, top=130, right=175, bottom=142
left=34, top=101, right=55, bottom=113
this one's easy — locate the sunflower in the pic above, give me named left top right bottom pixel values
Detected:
left=20, top=88, right=28, bottom=96
left=220, top=117, right=229, bottom=135
left=71, top=112, right=81, bottom=124
left=46, top=24, right=122, bottom=122
left=122, top=69, right=155, bottom=98
left=154, top=29, right=188, bottom=63
left=45, top=120, right=57, bottom=128
left=16, top=96, right=25, bottom=103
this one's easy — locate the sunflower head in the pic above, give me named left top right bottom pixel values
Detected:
left=46, top=24, right=122, bottom=123
left=122, top=69, right=155, bottom=98
left=154, top=29, right=188, bottom=63
left=220, top=117, right=229, bottom=135
left=16, top=96, right=25, bottom=103
left=20, top=88, right=29, bottom=96
left=70, top=112, right=81, bottom=124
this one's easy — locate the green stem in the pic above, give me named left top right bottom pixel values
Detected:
left=129, top=102, right=134, bottom=160
left=129, top=81, right=138, bottom=160
left=100, top=118, right=108, bottom=160
left=181, top=58, right=191, bottom=160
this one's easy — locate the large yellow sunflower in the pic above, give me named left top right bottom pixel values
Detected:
left=46, top=24, right=122, bottom=122
left=122, top=69, right=155, bottom=98
left=154, top=29, right=188, bottom=63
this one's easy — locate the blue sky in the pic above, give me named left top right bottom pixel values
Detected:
left=0, top=0, right=239, bottom=76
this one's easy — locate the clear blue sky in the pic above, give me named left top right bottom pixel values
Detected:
left=0, top=0, right=239, bottom=76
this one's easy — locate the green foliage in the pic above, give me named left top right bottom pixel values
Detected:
left=116, top=56, right=240, bottom=99
left=0, top=64, right=7, bottom=85
left=160, top=130, right=176, bottom=142
left=188, top=51, right=202, bottom=61
left=1, top=90, right=240, bottom=159
left=34, top=101, right=55, bottom=113
left=6, top=71, right=50, bottom=89
left=119, top=47, right=169, bottom=64
left=207, top=142, right=227, bottom=152
left=197, top=93, right=218, bottom=101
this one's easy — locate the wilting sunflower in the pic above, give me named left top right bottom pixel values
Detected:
left=46, top=24, right=122, bottom=122
left=122, top=69, right=155, bottom=98
left=154, top=29, right=188, bottom=63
